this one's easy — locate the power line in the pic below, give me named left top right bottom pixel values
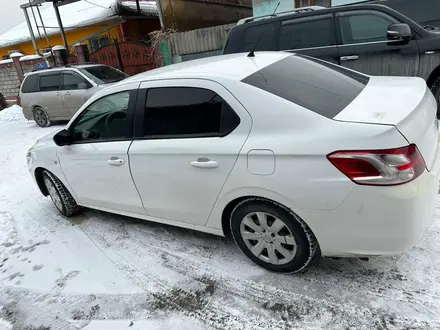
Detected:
left=82, top=0, right=111, bottom=9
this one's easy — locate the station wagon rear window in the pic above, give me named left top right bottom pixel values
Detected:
left=241, top=54, right=369, bottom=118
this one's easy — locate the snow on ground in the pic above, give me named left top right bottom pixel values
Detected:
left=1, top=105, right=440, bottom=329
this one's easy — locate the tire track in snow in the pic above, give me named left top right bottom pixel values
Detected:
left=75, top=212, right=440, bottom=329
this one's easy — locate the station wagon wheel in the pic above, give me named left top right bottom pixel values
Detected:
left=230, top=198, right=318, bottom=273
left=33, top=107, right=50, bottom=128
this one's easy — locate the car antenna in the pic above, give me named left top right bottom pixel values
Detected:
left=247, top=2, right=280, bottom=58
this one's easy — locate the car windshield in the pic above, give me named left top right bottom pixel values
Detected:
left=79, top=66, right=128, bottom=84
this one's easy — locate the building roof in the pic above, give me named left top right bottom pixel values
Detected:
left=120, top=52, right=291, bottom=83
left=0, top=0, right=158, bottom=49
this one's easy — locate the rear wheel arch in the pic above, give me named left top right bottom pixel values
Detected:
left=222, top=196, right=319, bottom=244
left=427, top=65, right=440, bottom=89
left=227, top=196, right=321, bottom=272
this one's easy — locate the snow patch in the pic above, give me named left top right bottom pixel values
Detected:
left=20, top=55, right=42, bottom=62
left=0, top=106, right=24, bottom=123
left=0, top=59, right=13, bottom=64
left=9, top=52, right=23, bottom=58
left=52, top=45, right=66, bottom=51
left=120, top=1, right=158, bottom=15
left=83, top=315, right=209, bottom=330
left=0, top=318, right=12, bottom=330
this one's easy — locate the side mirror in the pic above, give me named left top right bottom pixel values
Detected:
left=388, top=23, right=412, bottom=41
left=53, top=129, right=72, bottom=146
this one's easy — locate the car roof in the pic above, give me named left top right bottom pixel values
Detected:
left=119, top=52, right=292, bottom=84
left=231, top=3, right=405, bottom=29
left=25, top=63, right=107, bottom=76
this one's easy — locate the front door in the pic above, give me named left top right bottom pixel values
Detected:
left=128, top=79, right=252, bottom=226
left=61, top=71, right=92, bottom=118
left=57, top=84, right=146, bottom=215
left=278, top=14, right=340, bottom=64
left=336, top=10, right=420, bottom=76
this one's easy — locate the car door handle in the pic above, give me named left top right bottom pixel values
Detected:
left=64, top=91, right=71, bottom=95
left=340, top=55, right=359, bottom=61
left=191, top=158, right=218, bottom=169
left=56, top=92, right=62, bottom=96
left=107, top=158, right=125, bottom=166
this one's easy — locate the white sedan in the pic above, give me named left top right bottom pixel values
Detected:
left=26, top=52, right=440, bottom=273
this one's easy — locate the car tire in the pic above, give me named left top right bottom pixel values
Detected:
left=230, top=198, right=318, bottom=273
left=42, top=171, right=80, bottom=217
left=33, top=107, right=51, bottom=128
left=429, top=77, right=440, bottom=119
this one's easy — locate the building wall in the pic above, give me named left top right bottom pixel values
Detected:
left=332, top=0, right=361, bottom=5
left=0, top=57, right=48, bottom=99
left=161, top=0, right=252, bottom=31
left=252, top=0, right=361, bottom=16
left=0, top=62, right=20, bottom=99
left=120, top=18, right=162, bottom=41
left=0, top=19, right=122, bottom=58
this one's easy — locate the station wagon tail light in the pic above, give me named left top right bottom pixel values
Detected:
left=327, top=144, right=425, bottom=186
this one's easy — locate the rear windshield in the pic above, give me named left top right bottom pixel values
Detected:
left=79, top=66, right=128, bottom=84
left=241, top=55, right=369, bottom=118
left=21, top=74, right=39, bottom=93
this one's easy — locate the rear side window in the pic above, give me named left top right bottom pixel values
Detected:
left=21, top=74, right=39, bottom=93
left=241, top=55, right=369, bottom=118
left=279, top=17, right=335, bottom=50
left=39, top=74, right=62, bottom=92
left=241, top=22, right=278, bottom=52
left=144, top=87, right=240, bottom=138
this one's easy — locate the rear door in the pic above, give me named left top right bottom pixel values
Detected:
left=336, top=10, right=420, bottom=76
left=38, top=72, right=64, bottom=119
left=128, top=79, right=252, bottom=226
left=61, top=70, right=93, bottom=117
left=278, top=14, right=339, bottom=64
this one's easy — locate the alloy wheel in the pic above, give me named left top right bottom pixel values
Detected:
left=240, top=212, right=297, bottom=265
left=34, top=109, right=47, bottom=127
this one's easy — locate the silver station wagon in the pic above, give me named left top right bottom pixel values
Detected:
left=19, top=64, right=128, bottom=127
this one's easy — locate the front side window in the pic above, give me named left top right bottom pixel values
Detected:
left=79, top=66, right=128, bottom=84
left=39, top=74, right=62, bottom=92
left=279, top=17, right=335, bottom=50
left=63, top=72, right=89, bottom=90
left=144, top=87, right=240, bottom=138
left=71, top=91, right=130, bottom=143
left=340, top=12, right=398, bottom=44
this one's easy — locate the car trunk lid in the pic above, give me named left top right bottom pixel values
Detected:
left=334, top=76, right=439, bottom=170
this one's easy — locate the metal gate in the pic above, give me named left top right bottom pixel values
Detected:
left=89, top=41, right=156, bottom=75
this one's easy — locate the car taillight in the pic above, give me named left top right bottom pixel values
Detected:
left=327, top=144, right=425, bottom=186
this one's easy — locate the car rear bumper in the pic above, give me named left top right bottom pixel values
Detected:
left=303, top=148, right=440, bottom=257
